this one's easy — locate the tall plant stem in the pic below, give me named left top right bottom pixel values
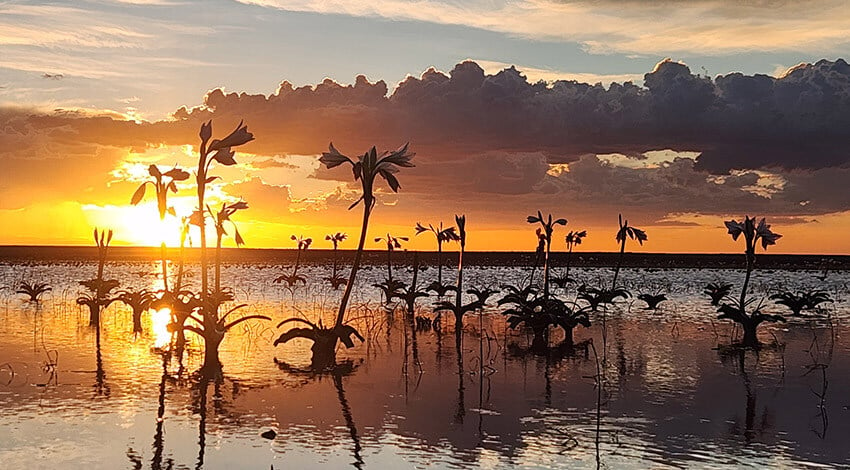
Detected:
left=543, top=237, right=551, bottom=299
left=197, top=170, right=208, bottom=301
left=387, top=248, right=393, bottom=282
left=215, top=233, right=223, bottom=294
left=612, top=237, right=626, bottom=289
left=160, top=242, right=169, bottom=292
left=332, top=246, right=338, bottom=278
left=454, top=242, right=465, bottom=341
left=740, top=249, right=754, bottom=309
left=437, top=241, right=443, bottom=285
left=336, top=204, right=371, bottom=327
left=293, top=246, right=302, bottom=277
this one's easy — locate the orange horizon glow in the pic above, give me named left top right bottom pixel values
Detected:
left=1, top=212, right=848, bottom=255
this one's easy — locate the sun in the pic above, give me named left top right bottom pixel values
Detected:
left=115, top=203, right=184, bottom=247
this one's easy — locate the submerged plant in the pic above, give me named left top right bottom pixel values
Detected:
left=325, top=232, right=348, bottom=289
left=192, top=119, right=265, bottom=375
left=276, top=142, right=414, bottom=367
left=431, top=215, right=472, bottom=339
left=499, top=286, right=590, bottom=350
left=577, top=285, right=630, bottom=311
left=414, top=221, right=461, bottom=295
left=130, top=164, right=190, bottom=291
left=17, top=281, right=51, bottom=302
left=612, top=214, right=647, bottom=289
left=769, top=291, right=833, bottom=316
left=208, top=200, right=248, bottom=293
left=527, top=211, right=567, bottom=298
left=564, top=230, right=587, bottom=278
left=274, top=235, right=312, bottom=286
left=76, top=229, right=120, bottom=326
left=375, top=233, right=408, bottom=282
left=704, top=282, right=733, bottom=306
left=117, top=288, right=156, bottom=333
left=717, top=216, right=784, bottom=347
left=637, top=293, right=667, bottom=310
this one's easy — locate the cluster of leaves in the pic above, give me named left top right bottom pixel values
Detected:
left=17, top=281, right=51, bottom=302
left=499, top=284, right=591, bottom=349
left=637, top=293, right=667, bottom=310
left=769, top=291, right=833, bottom=316
left=704, top=282, right=733, bottom=306
left=577, top=285, right=630, bottom=311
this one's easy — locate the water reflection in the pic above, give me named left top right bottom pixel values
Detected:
left=0, top=262, right=849, bottom=469
left=151, top=308, right=172, bottom=350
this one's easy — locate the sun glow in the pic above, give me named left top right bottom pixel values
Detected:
left=151, top=308, right=172, bottom=349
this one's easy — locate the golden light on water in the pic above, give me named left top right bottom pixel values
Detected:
left=151, top=308, right=172, bottom=349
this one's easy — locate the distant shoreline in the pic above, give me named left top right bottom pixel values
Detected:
left=0, top=245, right=847, bottom=270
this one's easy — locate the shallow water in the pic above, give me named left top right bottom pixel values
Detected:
left=1, top=260, right=848, bottom=469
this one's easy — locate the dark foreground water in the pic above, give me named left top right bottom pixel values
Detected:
left=1, top=260, right=848, bottom=469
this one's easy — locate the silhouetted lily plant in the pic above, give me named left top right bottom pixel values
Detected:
left=637, top=292, right=667, bottom=310
left=415, top=221, right=461, bottom=296
left=500, top=293, right=591, bottom=351
left=717, top=216, right=784, bottom=347
left=704, top=282, right=733, bottom=306
left=564, top=230, right=587, bottom=279
left=17, top=281, right=51, bottom=302
left=117, top=288, right=156, bottom=333
left=77, top=228, right=120, bottom=326
left=527, top=211, right=567, bottom=298
left=431, top=215, right=474, bottom=338
left=276, top=142, right=414, bottom=368
left=206, top=200, right=248, bottom=293
left=274, top=235, right=312, bottom=286
left=191, top=120, right=269, bottom=375
left=325, top=232, right=348, bottom=289
left=577, top=285, right=630, bottom=311
left=769, top=290, right=833, bottom=316
left=612, top=214, right=647, bottom=289
left=375, top=233, right=407, bottom=283
left=130, top=164, right=190, bottom=291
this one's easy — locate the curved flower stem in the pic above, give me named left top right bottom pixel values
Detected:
left=336, top=203, right=371, bottom=328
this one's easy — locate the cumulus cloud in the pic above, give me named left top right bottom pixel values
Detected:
left=1, top=58, right=850, bottom=236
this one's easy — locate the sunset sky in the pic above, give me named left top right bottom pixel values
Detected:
left=2, top=0, right=850, bottom=253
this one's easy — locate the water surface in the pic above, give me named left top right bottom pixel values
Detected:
left=1, top=260, right=848, bottom=469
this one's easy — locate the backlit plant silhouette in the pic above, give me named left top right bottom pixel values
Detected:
left=612, top=214, right=647, bottom=289
left=414, top=221, right=461, bottom=295
left=208, top=200, right=248, bottom=293
left=704, top=282, right=733, bottom=306
left=276, top=142, right=414, bottom=367
left=563, top=230, right=587, bottom=279
left=577, top=285, right=630, bottom=311
left=191, top=120, right=269, bottom=374
left=117, top=288, right=156, bottom=333
left=17, top=281, right=51, bottom=302
left=375, top=233, right=408, bottom=282
left=527, top=211, right=567, bottom=298
left=274, top=235, right=312, bottom=286
left=77, top=228, right=120, bottom=326
left=499, top=289, right=591, bottom=350
left=130, top=164, right=190, bottom=291
left=637, top=292, right=667, bottom=310
left=769, top=290, right=833, bottom=316
left=325, top=232, right=348, bottom=289
left=717, top=216, right=784, bottom=347
left=432, top=215, right=474, bottom=340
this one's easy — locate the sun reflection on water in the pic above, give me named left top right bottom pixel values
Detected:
left=151, top=308, right=172, bottom=349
